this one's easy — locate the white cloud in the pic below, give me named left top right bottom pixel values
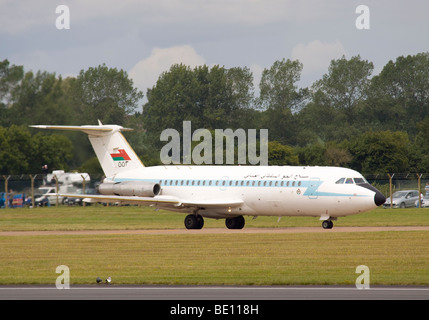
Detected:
left=291, top=40, right=347, bottom=76
left=129, top=45, right=206, bottom=96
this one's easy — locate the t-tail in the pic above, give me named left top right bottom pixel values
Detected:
left=30, top=121, right=145, bottom=178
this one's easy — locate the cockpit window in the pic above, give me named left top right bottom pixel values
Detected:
left=345, top=178, right=354, bottom=184
left=353, top=177, right=366, bottom=184
left=335, top=178, right=345, bottom=184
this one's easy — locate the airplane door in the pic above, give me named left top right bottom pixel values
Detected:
left=307, top=177, right=320, bottom=199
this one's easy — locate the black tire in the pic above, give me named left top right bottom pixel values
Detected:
left=196, top=215, right=204, bottom=229
left=322, top=220, right=333, bottom=229
left=184, top=214, right=204, bottom=229
left=225, top=216, right=245, bottom=229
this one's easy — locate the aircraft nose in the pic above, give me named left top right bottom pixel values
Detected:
left=374, top=189, right=386, bottom=206
left=358, top=183, right=386, bottom=206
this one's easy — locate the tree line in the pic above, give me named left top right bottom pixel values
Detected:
left=1, top=52, right=429, bottom=175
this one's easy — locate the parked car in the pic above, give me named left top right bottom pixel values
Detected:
left=63, top=188, right=97, bottom=206
left=25, top=194, right=49, bottom=207
left=383, top=190, right=420, bottom=208
left=415, top=194, right=429, bottom=208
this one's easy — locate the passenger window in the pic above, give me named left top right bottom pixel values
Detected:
left=335, top=178, right=345, bottom=184
left=345, top=178, right=354, bottom=184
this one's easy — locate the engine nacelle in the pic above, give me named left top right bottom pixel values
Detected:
left=98, top=181, right=161, bottom=197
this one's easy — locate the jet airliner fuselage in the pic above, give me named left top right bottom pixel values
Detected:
left=31, top=123, right=386, bottom=229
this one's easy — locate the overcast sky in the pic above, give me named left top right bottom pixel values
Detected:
left=1, top=0, right=428, bottom=103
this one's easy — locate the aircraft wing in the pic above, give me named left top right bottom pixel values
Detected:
left=60, top=194, right=243, bottom=209
left=60, top=194, right=181, bottom=206
left=179, top=199, right=244, bottom=208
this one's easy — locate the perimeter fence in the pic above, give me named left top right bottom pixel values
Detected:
left=0, top=173, right=104, bottom=208
left=1, top=172, right=429, bottom=209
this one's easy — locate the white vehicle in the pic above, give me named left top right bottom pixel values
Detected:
left=46, top=170, right=90, bottom=185
left=31, top=122, right=386, bottom=229
left=415, top=194, right=429, bottom=208
left=37, top=185, right=79, bottom=205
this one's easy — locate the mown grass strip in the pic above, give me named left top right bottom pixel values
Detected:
left=0, top=231, right=428, bottom=285
left=0, top=206, right=428, bottom=231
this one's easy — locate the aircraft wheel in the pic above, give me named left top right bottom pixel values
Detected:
left=225, top=215, right=245, bottom=229
left=184, top=214, right=204, bottom=229
left=322, top=220, right=333, bottom=229
left=196, top=215, right=204, bottom=229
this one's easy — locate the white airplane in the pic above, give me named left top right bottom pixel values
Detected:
left=31, top=122, right=386, bottom=229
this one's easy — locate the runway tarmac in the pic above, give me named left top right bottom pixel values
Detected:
left=1, top=225, right=429, bottom=236
left=0, top=285, right=428, bottom=300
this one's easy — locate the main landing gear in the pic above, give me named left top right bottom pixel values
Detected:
left=184, top=214, right=246, bottom=230
left=322, top=220, right=334, bottom=229
left=184, top=214, right=204, bottom=229
left=225, top=215, right=245, bottom=229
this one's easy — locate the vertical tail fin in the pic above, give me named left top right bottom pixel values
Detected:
left=30, top=122, right=145, bottom=178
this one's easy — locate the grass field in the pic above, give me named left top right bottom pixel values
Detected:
left=0, top=206, right=428, bottom=285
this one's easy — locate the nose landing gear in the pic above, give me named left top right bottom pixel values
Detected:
left=322, top=220, right=334, bottom=229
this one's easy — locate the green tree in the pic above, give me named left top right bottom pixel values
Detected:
left=258, top=59, right=306, bottom=145
left=345, top=131, right=410, bottom=174
left=0, top=59, right=24, bottom=106
left=70, top=64, right=143, bottom=125
left=366, top=52, right=429, bottom=135
left=9, top=71, right=72, bottom=126
left=29, top=132, right=73, bottom=173
left=310, top=55, right=374, bottom=137
left=412, top=116, right=429, bottom=172
left=143, top=64, right=256, bottom=151
left=0, top=125, right=33, bottom=174
left=268, top=141, right=299, bottom=165
left=296, top=141, right=351, bottom=167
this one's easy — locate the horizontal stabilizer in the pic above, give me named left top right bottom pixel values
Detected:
left=29, top=124, right=133, bottom=136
